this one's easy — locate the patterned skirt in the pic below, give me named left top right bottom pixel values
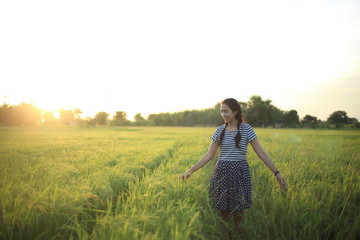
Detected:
left=209, top=160, right=252, bottom=211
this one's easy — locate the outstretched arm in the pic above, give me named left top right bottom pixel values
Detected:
left=179, top=141, right=219, bottom=181
left=250, top=139, right=287, bottom=190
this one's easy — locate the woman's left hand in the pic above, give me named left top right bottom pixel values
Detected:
left=276, top=173, right=287, bottom=190
left=179, top=171, right=192, bottom=181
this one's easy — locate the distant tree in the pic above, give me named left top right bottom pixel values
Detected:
left=172, top=112, right=184, bottom=126
left=271, top=106, right=285, bottom=125
left=327, top=111, right=348, bottom=128
left=43, top=111, right=57, bottom=125
left=60, top=109, right=73, bottom=125
left=71, top=109, right=84, bottom=125
left=159, top=113, right=172, bottom=126
left=134, top=113, right=147, bottom=126
left=85, top=116, right=97, bottom=126
left=0, top=103, right=42, bottom=126
left=285, top=110, right=299, bottom=128
left=94, top=112, right=109, bottom=125
left=239, top=101, right=248, bottom=112
left=112, top=111, right=130, bottom=126
left=347, top=117, right=359, bottom=128
left=301, top=114, right=318, bottom=128
left=0, top=104, right=11, bottom=125
left=146, top=104, right=223, bottom=126
left=16, top=103, right=42, bottom=126
left=183, top=110, right=200, bottom=126
left=147, top=114, right=157, bottom=126
left=72, top=109, right=82, bottom=120
left=347, top=118, right=358, bottom=124
left=60, top=109, right=83, bottom=125
left=245, top=95, right=274, bottom=127
left=201, top=104, right=223, bottom=126
left=134, top=113, right=145, bottom=122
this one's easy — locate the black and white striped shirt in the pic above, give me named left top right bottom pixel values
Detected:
left=212, top=123, right=257, bottom=162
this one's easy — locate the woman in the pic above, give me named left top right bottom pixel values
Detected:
left=179, top=98, right=287, bottom=232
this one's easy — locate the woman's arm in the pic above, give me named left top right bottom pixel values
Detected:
left=179, top=141, right=219, bottom=181
left=250, top=138, right=287, bottom=190
left=250, top=138, right=278, bottom=173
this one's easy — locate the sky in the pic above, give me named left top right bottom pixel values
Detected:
left=1, top=0, right=359, bottom=121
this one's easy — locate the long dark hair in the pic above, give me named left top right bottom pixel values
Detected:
left=219, top=98, right=244, bottom=148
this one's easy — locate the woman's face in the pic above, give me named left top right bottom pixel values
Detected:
left=220, top=103, right=238, bottom=123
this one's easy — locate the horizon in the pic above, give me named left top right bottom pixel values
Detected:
left=1, top=97, right=356, bottom=122
left=1, top=0, right=359, bottom=121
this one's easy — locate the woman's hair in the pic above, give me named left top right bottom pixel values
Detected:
left=219, top=98, right=244, bottom=149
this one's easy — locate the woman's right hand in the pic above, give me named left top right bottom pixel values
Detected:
left=179, top=171, right=192, bottom=181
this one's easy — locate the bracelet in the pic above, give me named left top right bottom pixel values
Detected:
left=274, top=171, right=280, bottom=176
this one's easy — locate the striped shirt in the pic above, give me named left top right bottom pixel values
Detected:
left=212, top=123, right=257, bottom=162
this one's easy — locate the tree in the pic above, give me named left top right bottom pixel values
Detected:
left=301, top=114, right=318, bottom=128
left=201, top=104, right=223, bottom=126
left=111, top=111, right=130, bottom=126
left=16, top=103, right=42, bottom=126
left=134, top=113, right=145, bottom=122
left=271, top=106, right=285, bottom=125
left=85, top=116, right=97, bottom=126
left=72, top=109, right=82, bottom=120
left=327, top=111, right=348, bottom=128
left=0, top=103, right=41, bottom=126
left=346, top=118, right=359, bottom=129
left=245, top=95, right=274, bottom=127
left=60, top=109, right=73, bottom=125
left=94, top=112, right=109, bottom=125
left=285, top=110, right=299, bottom=128
left=43, top=111, right=58, bottom=125
left=60, top=109, right=83, bottom=125
left=134, top=113, right=146, bottom=126
left=347, top=117, right=358, bottom=124
left=0, top=104, right=12, bottom=125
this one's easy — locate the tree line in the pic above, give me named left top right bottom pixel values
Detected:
left=0, top=95, right=358, bottom=129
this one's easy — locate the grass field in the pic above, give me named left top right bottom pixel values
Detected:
left=0, top=126, right=359, bottom=240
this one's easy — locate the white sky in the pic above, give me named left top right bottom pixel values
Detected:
left=1, top=0, right=359, bottom=121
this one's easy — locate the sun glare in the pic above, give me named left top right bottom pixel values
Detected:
left=1, top=1, right=359, bottom=120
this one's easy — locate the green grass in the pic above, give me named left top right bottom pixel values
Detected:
left=0, top=127, right=359, bottom=239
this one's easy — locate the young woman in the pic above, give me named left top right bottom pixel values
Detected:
left=179, top=98, right=287, bottom=232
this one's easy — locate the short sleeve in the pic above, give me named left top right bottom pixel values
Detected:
left=212, top=126, right=224, bottom=143
left=246, top=124, right=257, bottom=143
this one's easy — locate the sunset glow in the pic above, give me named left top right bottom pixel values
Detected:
left=1, top=0, right=359, bottom=120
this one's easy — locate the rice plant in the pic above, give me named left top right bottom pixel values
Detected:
left=0, top=127, right=359, bottom=239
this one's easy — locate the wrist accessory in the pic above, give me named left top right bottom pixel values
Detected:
left=274, top=171, right=280, bottom=176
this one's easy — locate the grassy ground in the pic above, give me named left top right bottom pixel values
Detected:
left=0, top=127, right=359, bottom=239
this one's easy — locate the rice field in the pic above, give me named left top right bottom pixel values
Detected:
left=0, top=126, right=359, bottom=240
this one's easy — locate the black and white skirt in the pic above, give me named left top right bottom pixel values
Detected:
left=209, top=160, right=252, bottom=211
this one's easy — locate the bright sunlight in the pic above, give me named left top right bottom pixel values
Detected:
left=1, top=0, right=359, bottom=120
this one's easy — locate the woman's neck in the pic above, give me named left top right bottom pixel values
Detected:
left=226, top=120, right=239, bottom=129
